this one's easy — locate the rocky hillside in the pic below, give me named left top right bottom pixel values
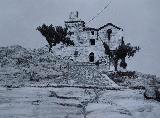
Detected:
left=107, top=71, right=160, bottom=89
left=0, top=45, right=66, bottom=87
left=0, top=45, right=159, bottom=89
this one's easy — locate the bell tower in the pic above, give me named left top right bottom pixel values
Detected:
left=69, top=11, right=79, bottom=21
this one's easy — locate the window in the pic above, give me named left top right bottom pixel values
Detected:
left=74, top=51, right=78, bottom=56
left=91, top=31, right=94, bottom=35
left=90, top=39, right=95, bottom=45
left=68, top=31, right=74, bottom=36
left=74, top=51, right=78, bottom=57
left=107, top=29, right=112, bottom=40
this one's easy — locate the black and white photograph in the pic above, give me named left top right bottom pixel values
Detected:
left=0, top=0, right=160, bottom=118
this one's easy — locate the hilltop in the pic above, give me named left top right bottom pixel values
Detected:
left=0, top=45, right=159, bottom=88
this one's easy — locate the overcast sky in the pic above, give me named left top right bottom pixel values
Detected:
left=0, top=0, right=160, bottom=76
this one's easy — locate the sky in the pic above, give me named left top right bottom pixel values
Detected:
left=0, top=0, right=160, bottom=76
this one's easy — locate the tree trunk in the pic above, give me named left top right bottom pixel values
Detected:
left=120, top=58, right=127, bottom=69
left=48, top=41, right=52, bottom=52
left=114, top=60, right=118, bottom=71
left=49, top=44, right=52, bottom=52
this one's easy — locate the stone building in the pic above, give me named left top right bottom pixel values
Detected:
left=53, top=11, right=123, bottom=70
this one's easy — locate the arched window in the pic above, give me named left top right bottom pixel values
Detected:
left=107, top=29, right=112, bottom=40
left=89, top=52, right=94, bottom=62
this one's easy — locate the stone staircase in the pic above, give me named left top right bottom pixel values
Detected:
left=68, top=62, right=118, bottom=87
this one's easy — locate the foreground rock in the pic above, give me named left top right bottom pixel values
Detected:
left=0, top=87, right=160, bottom=118
left=144, top=86, right=160, bottom=101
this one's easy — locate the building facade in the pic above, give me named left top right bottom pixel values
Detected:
left=53, top=11, right=123, bottom=70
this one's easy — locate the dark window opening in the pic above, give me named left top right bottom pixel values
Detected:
left=74, top=51, right=78, bottom=57
left=90, top=39, right=95, bottom=45
left=91, top=31, right=94, bottom=35
left=68, top=31, right=74, bottom=36
left=89, top=52, right=94, bottom=62
left=79, top=41, right=83, bottom=44
left=107, top=29, right=112, bottom=40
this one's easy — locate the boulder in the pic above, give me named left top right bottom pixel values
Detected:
left=144, top=86, right=156, bottom=99
left=155, top=87, right=160, bottom=101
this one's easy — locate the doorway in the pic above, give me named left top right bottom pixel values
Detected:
left=89, top=52, right=94, bottom=62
